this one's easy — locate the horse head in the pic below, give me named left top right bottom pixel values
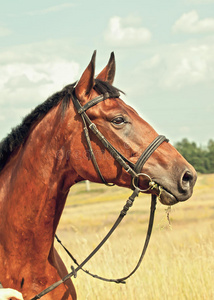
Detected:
left=66, top=51, right=197, bottom=205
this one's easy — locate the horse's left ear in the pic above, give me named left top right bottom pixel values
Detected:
left=75, top=51, right=96, bottom=101
left=96, top=52, right=115, bottom=85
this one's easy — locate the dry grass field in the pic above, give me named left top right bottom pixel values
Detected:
left=56, top=174, right=214, bottom=300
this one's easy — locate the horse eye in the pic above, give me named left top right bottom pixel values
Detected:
left=111, top=116, right=125, bottom=125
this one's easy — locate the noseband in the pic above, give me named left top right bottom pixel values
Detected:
left=30, top=91, right=168, bottom=300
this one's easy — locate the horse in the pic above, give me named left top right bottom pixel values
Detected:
left=0, top=51, right=197, bottom=300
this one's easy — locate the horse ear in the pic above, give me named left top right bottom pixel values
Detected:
left=75, top=51, right=96, bottom=101
left=96, top=52, right=115, bottom=85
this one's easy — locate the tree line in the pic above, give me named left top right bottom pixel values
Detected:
left=174, top=138, right=214, bottom=174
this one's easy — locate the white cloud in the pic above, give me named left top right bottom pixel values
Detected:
left=131, top=39, right=214, bottom=92
left=187, top=0, right=214, bottom=3
left=140, top=54, right=161, bottom=70
left=0, top=40, right=80, bottom=139
left=173, top=10, right=214, bottom=33
left=23, top=3, right=75, bottom=16
left=41, top=3, right=75, bottom=13
left=159, top=44, right=213, bottom=89
left=0, top=39, right=81, bottom=94
left=0, top=60, right=79, bottom=106
left=104, top=16, right=152, bottom=47
left=0, top=25, right=12, bottom=37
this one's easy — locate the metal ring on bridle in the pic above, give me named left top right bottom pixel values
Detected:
left=132, top=173, right=156, bottom=192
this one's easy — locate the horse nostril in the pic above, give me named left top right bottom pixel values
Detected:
left=176, top=168, right=197, bottom=200
left=182, top=171, right=193, bottom=183
left=180, top=170, right=194, bottom=192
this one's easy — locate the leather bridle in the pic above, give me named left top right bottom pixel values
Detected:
left=30, top=90, right=168, bottom=300
left=72, top=90, right=168, bottom=188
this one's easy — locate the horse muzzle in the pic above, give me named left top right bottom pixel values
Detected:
left=151, top=167, right=197, bottom=205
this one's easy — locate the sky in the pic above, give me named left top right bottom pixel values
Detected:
left=0, top=0, right=214, bottom=146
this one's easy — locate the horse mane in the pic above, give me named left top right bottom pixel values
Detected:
left=0, top=79, right=122, bottom=173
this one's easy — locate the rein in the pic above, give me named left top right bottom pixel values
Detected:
left=30, top=91, right=168, bottom=300
left=55, top=193, right=158, bottom=284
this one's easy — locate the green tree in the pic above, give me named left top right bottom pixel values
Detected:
left=174, top=138, right=214, bottom=174
left=207, top=139, right=214, bottom=173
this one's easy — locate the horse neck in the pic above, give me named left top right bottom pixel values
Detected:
left=0, top=102, right=79, bottom=255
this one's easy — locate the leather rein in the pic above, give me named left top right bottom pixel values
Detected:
left=30, top=91, right=168, bottom=300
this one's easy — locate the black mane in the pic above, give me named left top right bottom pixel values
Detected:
left=0, top=79, right=122, bottom=172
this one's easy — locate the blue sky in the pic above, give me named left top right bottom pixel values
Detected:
left=0, top=0, right=214, bottom=145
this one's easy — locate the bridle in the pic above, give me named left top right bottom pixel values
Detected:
left=30, top=90, right=168, bottom=300
left=72, top=90, right=168, bottom=188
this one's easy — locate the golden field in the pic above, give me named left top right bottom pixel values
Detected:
left=56, top=174, right=214, bottom=300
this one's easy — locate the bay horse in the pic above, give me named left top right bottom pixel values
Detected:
left=0, top=51, right=197, bottom=300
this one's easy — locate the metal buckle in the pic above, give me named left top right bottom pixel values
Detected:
left=132, top=173, right=156, bottom=192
